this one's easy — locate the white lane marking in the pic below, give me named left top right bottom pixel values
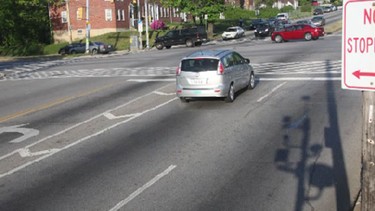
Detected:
left=19, top=148, right=59, bottom=157
left=258, top=77, right=341, bottom=81
left=257, top=82, right=287, bottom=103
left=127, top=79, right=175, bottom=82
left=0, top=124, right=39, bottom=143
left=103, top=112, right=141, bottom=120
left=153, top=91, right=175, bottom=96
left=0, top=84, right=177, bottom=179
left=108, top=165, right=177, bottom=211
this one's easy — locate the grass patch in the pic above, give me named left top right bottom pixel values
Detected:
left=325, top=20, right=342, bottom=34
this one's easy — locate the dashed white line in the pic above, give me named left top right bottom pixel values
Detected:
left=257, top=82, right=287, bottom=103
left=108, top=165, right=177, bottom=211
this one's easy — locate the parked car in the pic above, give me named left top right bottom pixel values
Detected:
left=58, top=41, right=112, bottom=55
left=313, top=8, right=324, bottom=15
left=295, top=19, right=313, bottom=25
left=248, top=18, right=266, bottom=30
left=276, top=13, right=289, bottom=21
left=271, top=24, right=325, bottom=43
left=154, top=26, right=207, bottom=50
left=90, top=42, right=113, bottom=54
left=222, top=26, right=245, bottom=40
left=323, top=6, right=332, bottom=13
left=254, top=22, right=275, bottom=37
left=58, top=42, right=85, bottom=55
left=176, top=50, right=255, bottom=103
left=311, top=16, right=326, bottom=26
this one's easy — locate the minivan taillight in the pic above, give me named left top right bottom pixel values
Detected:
left=176, top=66, right=181, bottom=76
left=217, top=62, right=224, bottom=75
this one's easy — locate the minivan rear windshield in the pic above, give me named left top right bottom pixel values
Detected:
left=181, top=59, right=219, bottom=72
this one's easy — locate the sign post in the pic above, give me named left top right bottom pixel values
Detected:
left=343, top=1, right=375, bottom=209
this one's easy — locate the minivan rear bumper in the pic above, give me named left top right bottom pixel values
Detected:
left=176, top=86, right=228, bottom=98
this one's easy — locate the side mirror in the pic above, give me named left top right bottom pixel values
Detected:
left=245, top=58, right=250, bottom=64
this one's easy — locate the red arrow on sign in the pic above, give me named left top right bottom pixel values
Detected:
left=352, top=70, right=375, bottom=79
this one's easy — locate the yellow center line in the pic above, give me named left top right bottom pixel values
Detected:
left=0, top=83, right=119, bottom=123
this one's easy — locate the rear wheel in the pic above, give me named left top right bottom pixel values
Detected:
left=155, top=43, right=164, bottom=50
left=225, top=84, right=235, bottom=103
left=180, top=97, right=190, bottom=103
left=304, top=33, right=312, bottom=41
left=186, top=39, right=194, bottom=47
left=275, top=35, right=283, bottom=43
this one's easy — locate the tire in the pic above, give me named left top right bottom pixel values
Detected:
left=180, top=97, right=189, bottom=103
left=165, top=46, right=171, bottom=49
left=225, top=84, right=235, bottom=103
left=155, top=43, right=164, bottom=50
left=185, top=39, right=194, bottom=47
left=248, top=72, right=255, bottom=90
left=304, top=33, right=312, bottom=41
left=58, top=49, right=65, bottom=55
left=275, top=35, right=283, bottom=43
left=91, top=49, right=98, bottom=54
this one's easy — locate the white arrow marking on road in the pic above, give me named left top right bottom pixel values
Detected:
left=153, top=91, right=175, bottom=96
left=18, top=148, right=59, bottom=158
left=0, top=124, right=39, bottom=143
left=104, top=112, right=141, bottom=120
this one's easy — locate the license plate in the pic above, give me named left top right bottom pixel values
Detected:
left=190, top=79, right=206, bottom=85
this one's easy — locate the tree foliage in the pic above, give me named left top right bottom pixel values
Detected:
left=160, top=0, right=225, bottom=23
left=0, top=0, right=53, bottom=50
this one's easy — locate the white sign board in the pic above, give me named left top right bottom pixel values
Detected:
left=138, top=20, right=143, bottom=33
left=342, top=0, right=375, bottom=91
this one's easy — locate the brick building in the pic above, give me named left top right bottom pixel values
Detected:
left=49, top=0, right=184, bottom=43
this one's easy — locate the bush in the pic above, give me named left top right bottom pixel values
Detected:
left=150, top=20, right=166, bottom=30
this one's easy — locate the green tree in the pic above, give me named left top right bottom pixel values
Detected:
left=160, top=0, right=225, bottom=24
left=0, top=0, right=53, bottom=55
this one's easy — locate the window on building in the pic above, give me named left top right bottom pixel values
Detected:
left=61, top=11, right=67, bottom=23
left=117, top=9, right=125, bottom=21
left=77, top=7, right=83, bottom=20
left=105, top=9, right=112, bottom=21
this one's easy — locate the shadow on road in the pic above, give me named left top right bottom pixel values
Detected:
left=274, top=60, right=351, bottom=210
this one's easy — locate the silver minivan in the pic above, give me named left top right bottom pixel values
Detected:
left=176, top=50, right=255, bottom=103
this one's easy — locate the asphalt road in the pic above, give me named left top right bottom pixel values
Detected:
left=0, top=10, right=361, bottom=211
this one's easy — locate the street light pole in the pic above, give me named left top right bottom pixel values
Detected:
left=137, top=0, right=143, bottom=50
left=145, top=0, right=149, bottom=49
left=85, top=0, right=90, bottom=53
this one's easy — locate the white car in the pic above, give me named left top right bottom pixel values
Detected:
left=222, top=26, right=245, bottom=40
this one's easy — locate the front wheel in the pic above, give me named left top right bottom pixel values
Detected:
left=248, top=73, right=255, bottom=90
left=304, top=33, right=312, bottom=41
left=274, top=35, right=283, bottom=43
left=225, top=84, right=235, bottom=103
left=186, top=39, right=194, bottom=47
left=91, top=49, right=98, bottom=54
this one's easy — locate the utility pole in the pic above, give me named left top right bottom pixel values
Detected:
left=362, top=91, right=375, bottom=210
left=65, top=0, right=72, bottom=43
left=85, top=0, right=90, bottom=53
left=145, top=0, right=149, bottom=49
left=137, top=0, right=143, bottom=50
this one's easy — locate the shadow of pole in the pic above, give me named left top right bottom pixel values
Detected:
left=324, top=60, right=351, bottom=210
left=275, top=60, right=352, bottom=210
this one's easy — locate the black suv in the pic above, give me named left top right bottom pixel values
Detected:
left=154, top=27, right=208, bottom=50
